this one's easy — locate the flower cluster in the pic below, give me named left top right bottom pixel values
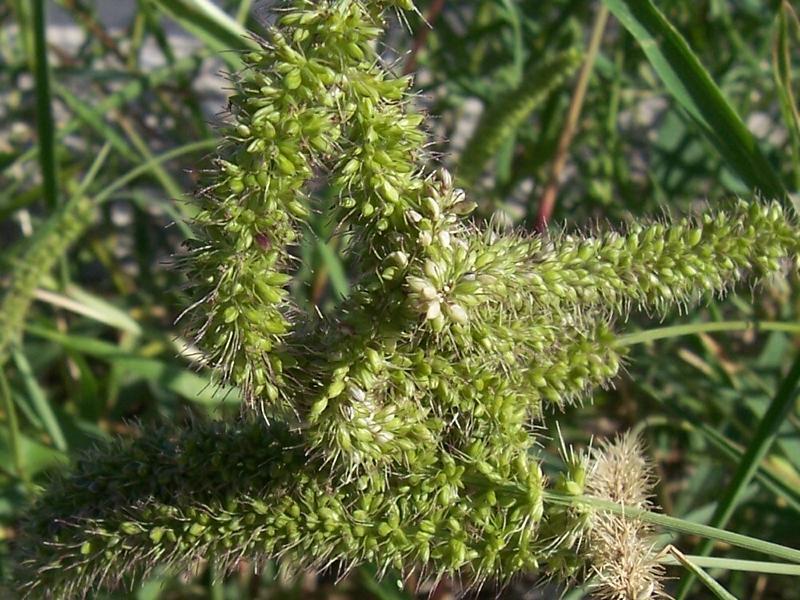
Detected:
left=584, top=434, right=666, bottom=600
left=13, top=0, right=800, bottom=598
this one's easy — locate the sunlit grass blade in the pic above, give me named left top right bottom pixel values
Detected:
left=603, top=0, right=788, bottom=203
left=675, top=351, right=800, bottom=597
left=660, top=553, right=800, bottom=577
left=31, top=0, right=58, bottom=209
left=150, top=0, right=259, bottom=69
left=25, top=325, right=240, bottom=409
left=32, top=285, right=143, bottom=336
left=666, top=546, right=739, bottom=600
left=617, top=320, right=800, bottom=346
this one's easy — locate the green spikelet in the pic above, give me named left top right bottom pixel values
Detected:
left=11, top=0, right=800, bottom=597
left=0, top=194, right=95, bottom=366
left=457, top=49, right=583, bottom=189
left=15, top=421, right=590, bottom=598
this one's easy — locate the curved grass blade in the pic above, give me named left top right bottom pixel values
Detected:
left=149, top=0, right=259, bottom=69
left=602, top=0, right=788, bottom=204
left=617, top=320, right=800, bottom=346
left=541, top=490, right=800, bottom=564
left=667, top=546, right=739, bottom=600
left=11, top=349, right=67, bottom=452
left=25, top=325, right=240, bottom=408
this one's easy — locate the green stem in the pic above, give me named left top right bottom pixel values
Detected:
left=32, top=0, right=59, bottom=209
left=617, top=320, right=800, bottom=346
left=542, top=491, right=800, bottom=564
left=659, top=554, right=800, bottom=576
left=94, top=139, right=217, bottom=205
left=675, top=350, right=800, bottom=597
left=535, top=4, right=609, bottom=231
left=467, top=472, right=800, bottom=564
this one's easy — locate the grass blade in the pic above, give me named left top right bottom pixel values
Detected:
left=617, top=320, right=800, bottom=346
left=31, top=0, right=59, bottom=209
left=315, top=238, right=350, bottom=301
left=149, top=0, right=258, bottom=69
left=773, top=1, right=800, bottom=191
left=660, top=554, right=800, bottom=577
left=10, top=349, right=67, bottom=452
left=667, top=546, right=739, bottom=600
left=32, top=285, right=143, bottom=336
left=675, top=351, right=800, bottom=597
left=24, top=325, right=240, bottom=408
left=602, top=0, right=788, bottom=203
left=52, top=82, right=138, bottom=163
left=542, top=490, right=800, bottom=563
left=0, top=372, right=25, bottom=483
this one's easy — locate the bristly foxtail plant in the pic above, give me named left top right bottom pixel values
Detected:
left=11, top=0, right=800, bottom=598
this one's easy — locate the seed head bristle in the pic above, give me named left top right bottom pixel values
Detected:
left=585, top=433, right=667, bottom=600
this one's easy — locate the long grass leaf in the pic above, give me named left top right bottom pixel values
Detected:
left=675, top=351, right=800, bottom=597
left=660, top=554, right=800, bottom=576
left=24, top=326, right=240, bottom=408
left=10, top=349, right=67, bottom=452
left=617, top=320, right=800, bottom=346
left=31, top=0, right=58, bottom=209
left=32, top=286, right=143, bottom=336
left=149, top=0, right=258, bottom=69
left=602, top=0, right=788, bottom=202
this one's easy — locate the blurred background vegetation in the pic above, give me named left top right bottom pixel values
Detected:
left=1, top=0, right=799, bottom=597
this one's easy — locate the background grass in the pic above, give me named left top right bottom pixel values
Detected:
left=1, top=0, right=799, bottom=598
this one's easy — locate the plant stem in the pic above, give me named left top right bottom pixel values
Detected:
left=535, top=4, right=609, bottom=231
left=542, top=490, right=800, bottom=564
left=32, top=0, right=59, bottom=210
left=659, top=553, right=800, bottom=576
left=403, top=0, right=447, bottom=75
left=617, top=320, right=800, bottom=346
